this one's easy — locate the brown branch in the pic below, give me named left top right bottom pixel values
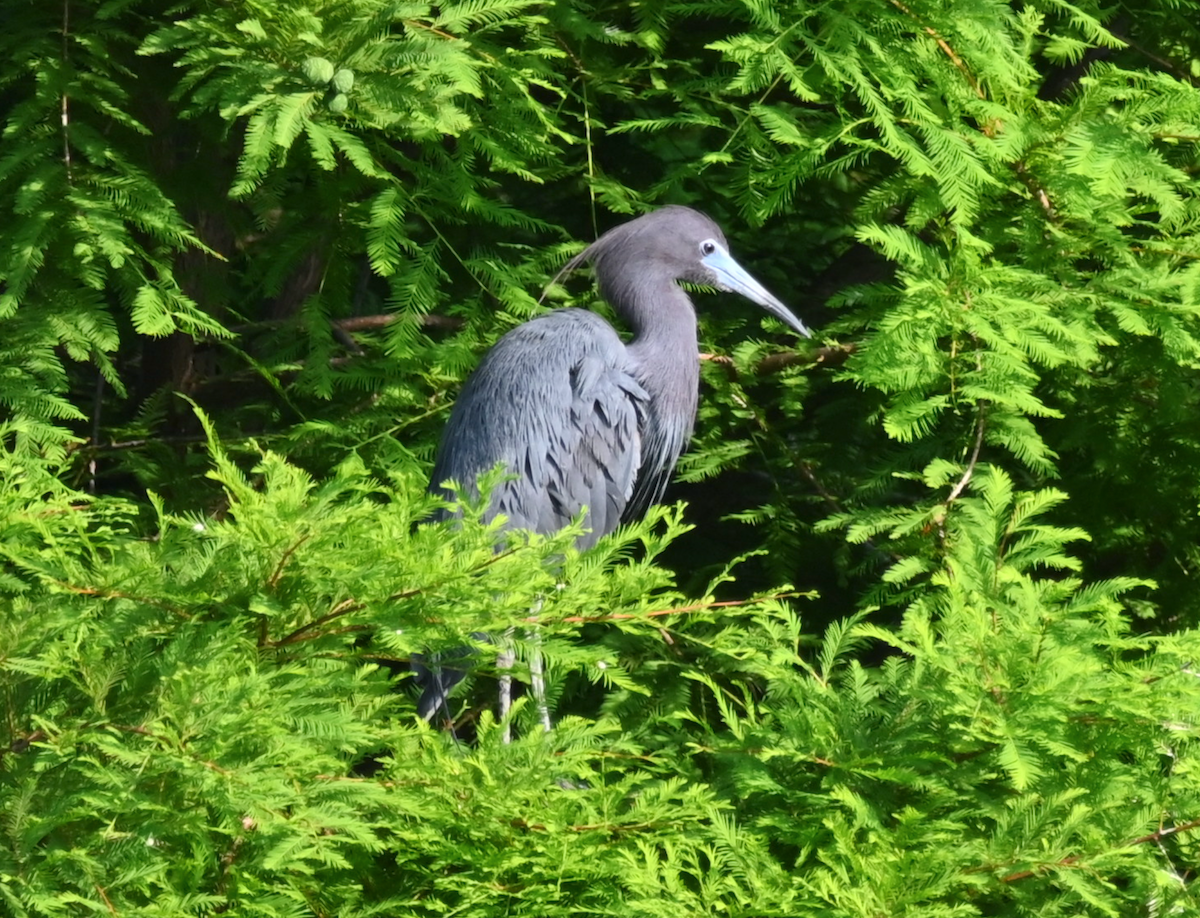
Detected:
left=797, top=460, right=847, bottom=517
left=226, top=313, right=465, bottom=336
left=1015, top=162, right=1057, bottom=220
left=272, top=545, right=534, bottom=646
left=335, top=313, right=464, bottom=333
left=887, top=0, right=984, bottom=99
left=49, top=580, right=188, bottom=616
left=106, top=723, right=231, bottom=775
left=549, top=590, right=805, bottom=625
left=996, top=818, right=1200, bottom=884
left=1122, top=36, right=1199, bottom=88
left=6, top=730, right=47, bottom=757
left=507, top=817, right=684, bottom=834
left=700, top=342, right=855, bottom=379
left=555, top=34, right=588, bottom=75
left=94, top=884, right=117, bottom=916
left=32, top=503, right=90, bottom=517
left=77, top=426, right=293, bottom=455
left=279, top=585, right=802, bottom=648
left=267, top=534, right=311, bottom=589
left=402, top=19, right=461, bottom=42
left=1131, top=244, right=1200, bottom=260
left=945, top=403, right=987, bottom=504
left=273, top=598, right=366, bottom=647
left=757, top=343, right=857, bottom=375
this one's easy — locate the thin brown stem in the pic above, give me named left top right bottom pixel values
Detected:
left=998, top=818, right=1200, bottom=884
left=945, top=403, right=987, bottom=504
left=273, top=598, right=366, bottom=647
left=701, top=342, right=854, bottom=378
left=886, top=0, right=984, bottom=99
left=94, top=884, right=117, bottom=916
left=548, top=590, right=804, bottom=624
left=267, top=534, right=311, bottom=589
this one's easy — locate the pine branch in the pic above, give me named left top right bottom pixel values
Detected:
left=997, top=818, right=1200, bottom=884
left=885, top=0, right=984, bottom=100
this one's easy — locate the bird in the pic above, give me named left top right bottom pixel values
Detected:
left=417, top=205, right=812, bottom=722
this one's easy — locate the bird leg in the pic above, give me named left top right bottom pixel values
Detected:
left=496, top=627, right=516, bottom=744
left=528, top=630, right=552, bottom=733
left=526, top=598, right=552, bottom=733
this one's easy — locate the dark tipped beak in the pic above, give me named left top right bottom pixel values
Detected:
left=702, top=246, right=812, bottom=339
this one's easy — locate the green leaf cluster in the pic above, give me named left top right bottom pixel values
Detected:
left=3, top=0, right=1200, bottom=914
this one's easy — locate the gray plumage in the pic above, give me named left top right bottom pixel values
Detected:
left=418, top=205, right=811, bottom=720
left=428, top=205, right=811, bottom=548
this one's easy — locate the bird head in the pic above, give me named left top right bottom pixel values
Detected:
left=547, top=205, right=812, bottom=339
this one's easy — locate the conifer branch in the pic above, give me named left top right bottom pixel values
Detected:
left=886, top=0, right=984, bottom=99
left=273, top=598, right=366, bottom=646
left=50, top=581, right=189, bottom=616
left=551, top=590, right=804, bottom=624
left=997, top=818, right=1200, bottom=884
left=267, top=533, right=312, bottom=589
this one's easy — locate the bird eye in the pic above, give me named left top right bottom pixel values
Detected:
left=699, top=239, right=717, bottom=256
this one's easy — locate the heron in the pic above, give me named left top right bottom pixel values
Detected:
left=418, top=205, right=812, bottom=723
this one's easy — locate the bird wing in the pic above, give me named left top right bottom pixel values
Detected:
left=430, top=309, right=650, bottom=549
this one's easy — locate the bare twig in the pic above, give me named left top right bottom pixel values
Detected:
left=401, top=19, right=458, bottom=42
left=78, top=431, right=283, bottom=454
left=798, top=460, right=846, bottom=516
left=700, top=342, right=855, bottom=378
left=226, top=313, right=465, bottom=335
left=49, top=580, right=188, bottom=616
left=337, top=313, right=465, bottom=333
left=1015, top=162, right=1058, bottom=220
left=757, top=343, right=857, bottom=375
left=1122, top=36, right=1199, bottom=87
left=94, top=884, right=117, bottom=916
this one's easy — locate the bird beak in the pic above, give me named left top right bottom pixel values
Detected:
left=702, top=245, right=812, bottom=339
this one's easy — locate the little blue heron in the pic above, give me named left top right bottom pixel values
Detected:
left=418, top=205, right=811, bottom=722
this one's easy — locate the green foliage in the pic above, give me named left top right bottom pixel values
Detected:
left=4, top=435, right=1199, bottom=915
left=4, top=0, right=1200, bottom=914
left=0, top=424, right=760, bottom=915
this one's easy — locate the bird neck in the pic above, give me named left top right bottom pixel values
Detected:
left=621, top=283, right=701, bottom=418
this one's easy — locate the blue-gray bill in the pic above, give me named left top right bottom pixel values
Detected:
left=702, top=245, right=812, bottom=338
